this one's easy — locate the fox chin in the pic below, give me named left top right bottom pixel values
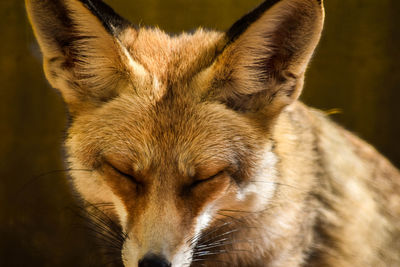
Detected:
left=26, top=0, right=400, bottom=266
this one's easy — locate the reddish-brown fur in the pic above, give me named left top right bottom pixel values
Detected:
left=26, top=0, right=400, bottom=266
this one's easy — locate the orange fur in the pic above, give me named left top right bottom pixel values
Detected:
left=26, top=0, right=400, bottom=266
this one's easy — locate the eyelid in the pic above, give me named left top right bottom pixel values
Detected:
left=105, top=162, right=137, bottom=182
left=193, top=170, right=225, bottom=186
left=207, top=170, right=225, bottom=180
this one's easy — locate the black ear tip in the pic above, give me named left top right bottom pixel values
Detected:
left=226, top=0, right=281, bottom=43
left=78, top=0, right=132, bottom=35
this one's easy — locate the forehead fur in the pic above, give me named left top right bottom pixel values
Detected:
left=64, top=27, right=272, bottom=177
left=68, top=91, right=265, bottom=174
left=119, top=27, right=225, bottom=87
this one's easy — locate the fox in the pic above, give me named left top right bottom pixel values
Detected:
left=25, top=0, right=400, bottom=266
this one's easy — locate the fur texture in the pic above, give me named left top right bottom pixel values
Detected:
left=26, top=0, right=400, bottom=266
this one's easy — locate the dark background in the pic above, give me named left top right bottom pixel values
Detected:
left=1, top=0, right=399, bottom=266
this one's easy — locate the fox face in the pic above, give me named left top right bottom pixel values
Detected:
left=68, top=86, right=279, bottom=266
left=26, top=0, right=326, bottom=266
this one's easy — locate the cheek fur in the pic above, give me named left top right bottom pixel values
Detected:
left=69, top=158, right=130, bottom=228
left=236, top=146, right=278, bottom=207
left=194, top=206, right=213, bottom=237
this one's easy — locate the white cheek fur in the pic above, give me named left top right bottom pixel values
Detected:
left=194, top=207, right=213, bottom=237
left=236, top=148, right=278, bottom=208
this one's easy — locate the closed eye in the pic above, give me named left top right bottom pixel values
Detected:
left=105, top=162, right=139, bottom=183
left=191, top=170, right=225, bottom=187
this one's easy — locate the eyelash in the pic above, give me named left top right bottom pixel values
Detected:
left=107, top=163, right=138, bottom=183
left=191, top=170, right=225, bottom=187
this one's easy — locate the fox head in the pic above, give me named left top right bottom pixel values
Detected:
left=26, top=0, right=324, bottom=266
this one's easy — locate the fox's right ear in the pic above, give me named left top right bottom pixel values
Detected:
left=200, top=0, right=324, bottom=121
left=26, top=0, right=140, bottom=114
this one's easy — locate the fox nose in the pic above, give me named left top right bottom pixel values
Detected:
left=138, top=253, right=171, bottom=267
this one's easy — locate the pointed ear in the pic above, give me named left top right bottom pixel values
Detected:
left=26, top=0, right=137, bottom=114
left=203, top=0, right=324, bottom=119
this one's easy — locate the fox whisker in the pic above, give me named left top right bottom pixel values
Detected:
left=15, top=168, right=92, bottom=198
left=187, top=221, right=235, bottom=247
left=248, top=180, right=303, bottom=190
left=190, top=258, right=230, bottom=265
left=196, top=229, right=239, bottom=248
left=69, top=201, right=126, bottom=265
left=25, top=0, right=400, bottom=265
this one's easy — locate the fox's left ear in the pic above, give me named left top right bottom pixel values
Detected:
left=26, top=0, right=137, bottom=114
left=203, top=0, right=324, bottom=118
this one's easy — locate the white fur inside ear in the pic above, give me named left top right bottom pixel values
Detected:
left=118, top=40, right=149, bottom=83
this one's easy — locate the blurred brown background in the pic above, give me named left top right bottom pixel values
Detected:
left=1, top=0, right=399, bottom=266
